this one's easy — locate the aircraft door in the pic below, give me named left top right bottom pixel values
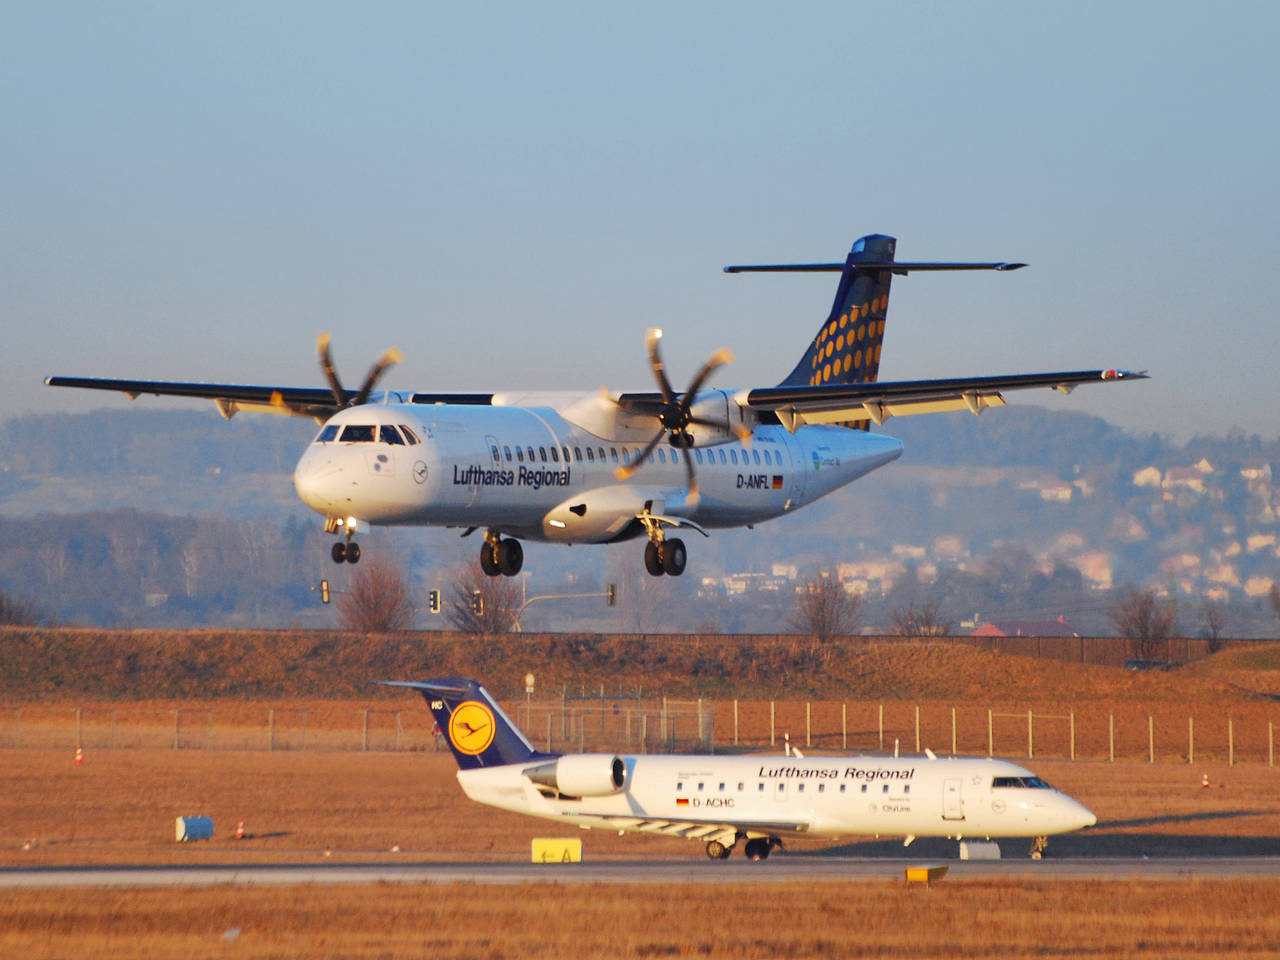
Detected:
left=942, top=778, right=964, bottom=821
left=779, top=431, right=808, bottom=506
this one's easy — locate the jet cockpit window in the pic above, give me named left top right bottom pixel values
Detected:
left=991, top=776, right=1053, bottom=789
left=381, top=425, right=406, bottom=445
left=398, top=425, right=420, bottom=444
left=340, top=425, right=376, bottom=443
left=316, top=424, right=340, bottom=443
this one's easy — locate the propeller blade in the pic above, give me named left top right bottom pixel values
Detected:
left=682, top=448, right=700, bottom=506
left=681, top=347, right=734, bottom=409
left=645, top=328, right=676, bottom=403
left=613, top=428, right=665, bottom=481
left=354, top=347, right=404, bottom=406
left=317, top=332, right=347, bottom=408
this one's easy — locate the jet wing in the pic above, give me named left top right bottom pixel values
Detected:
left=738, top=368, right=1147, bottom=431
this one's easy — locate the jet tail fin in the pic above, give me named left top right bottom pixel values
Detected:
left=381, top=676, right=546, bottom=769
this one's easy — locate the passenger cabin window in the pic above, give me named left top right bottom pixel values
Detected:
left=752, top=450, right=761, bottom=465
left=718, top=450, right=727, bottom=465
left=575, top=447, right=584, bottom=462
left=504, top=445, right=513, bottom=462
left=730, top=449, right=738, bottom=465
left=610, top=447, right=619, bottom=463
left=516, top=447, right=525, bottom=462
left=489, top=444, right=500, bottom=462
left=549, top=447, right=559, bottom=463
left=398, top=425, right=420, bottom=445
left=695, top=450, right=704, bottom=465
left=585, top=448, right=594, bottom=462
left=562, top=446, right=571, bottom=462
left=316, top=425, right=340, bottom=443
left=340, top=425, right=376, bottom=443
left=539, top=447, right=547, bottom=462
left=657, top=449, right=665, bottom=464
left=526, top=446, right=535, bottom=463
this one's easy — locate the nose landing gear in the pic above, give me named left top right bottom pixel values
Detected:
left=326, top=517, right=361, bottom=564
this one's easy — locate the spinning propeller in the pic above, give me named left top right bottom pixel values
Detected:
left=613, top=328, right=749, bottom=503
left=317, top=332, right=403, bottom=408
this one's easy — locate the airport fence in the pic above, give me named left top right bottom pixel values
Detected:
left=1, top=698, right=1277, bottom=765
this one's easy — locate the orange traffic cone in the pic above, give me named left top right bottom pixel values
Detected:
left=74, top=745, right=83, bottom=766
left=1201, top=771, right=1210, bottom=788
left=235, top=818, right=245, bottom=840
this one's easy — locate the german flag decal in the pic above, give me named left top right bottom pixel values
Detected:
left=676, top=797, right=690, bottom=806
left=771, top=475, right=783, bottom=489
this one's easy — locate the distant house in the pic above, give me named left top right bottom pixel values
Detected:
left=1132, top=466, right=1162, bottom=488
left=972, top=617, right=1078, bottom=638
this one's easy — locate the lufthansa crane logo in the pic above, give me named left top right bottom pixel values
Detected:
left=448, top=700, right=496, bottom=755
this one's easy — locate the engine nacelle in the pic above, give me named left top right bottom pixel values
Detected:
left=525, top=754, right=626, bottom=797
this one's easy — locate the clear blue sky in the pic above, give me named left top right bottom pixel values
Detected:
left=4, top=1, right=1277, bottom=439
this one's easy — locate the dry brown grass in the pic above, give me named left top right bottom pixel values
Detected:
left=2, top=879, right=1279, bottom=959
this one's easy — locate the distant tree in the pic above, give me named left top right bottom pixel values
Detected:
left=1199, top=600, right=1228, bottom=653
left=787, top=570, right=861, bottom=642
left=1109, top=587, right=1177, bottom=660
left=337, top=556, right=417, bottom=633
left=889, top=600, right=954, bottom=637
left=445, top=562, right=521, bottom=634
left=1270, top=583, right=1280, bottom=625
left=0, top=585, right=41, bottom=626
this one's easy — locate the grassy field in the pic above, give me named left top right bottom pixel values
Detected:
left=4, top=879, right=1280, bottom=959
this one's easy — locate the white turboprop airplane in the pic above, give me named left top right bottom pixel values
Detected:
left=388, top=676, right=1097, bottom=861
left=46, top=234, right=1144, bottom=577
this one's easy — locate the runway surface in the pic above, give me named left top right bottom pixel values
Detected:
left=5, top=855, right=1280, bottom=888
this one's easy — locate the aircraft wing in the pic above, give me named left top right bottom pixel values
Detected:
left=736, top=368, right=1147, bottom=431
left=42, top=375, right=505, bottom=421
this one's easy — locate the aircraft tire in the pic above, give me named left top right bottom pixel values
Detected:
left=661, top=538, right=686, bottom=576
left=705, top=840, right=732, bottom=860
left=346, top=542, right=361, bottom=564
left=331, top=542, right=347, bottom=563
left=479, top=544, right=501, bottom=577
left=744, top=838, right=770, bottom=861
left=497, top=539, right=523, bottom=576
left=644, top=541, right=665, bottom=577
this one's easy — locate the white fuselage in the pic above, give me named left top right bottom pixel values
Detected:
left=456, top=753, right=1096, bottom=844
left=290, top=392, right=903, bottom=542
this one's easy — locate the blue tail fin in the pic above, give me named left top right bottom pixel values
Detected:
left=776, top=233, right=897, bottom=389
left=382, top=676, right=547, bottom=769
left=724, top=233, right=1026, bottom=403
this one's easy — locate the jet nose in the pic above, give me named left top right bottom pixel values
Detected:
left=1066, top=798, right=1096, bottom=831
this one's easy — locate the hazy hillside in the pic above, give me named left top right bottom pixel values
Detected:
left=1, top=408, right=1278, bottom=635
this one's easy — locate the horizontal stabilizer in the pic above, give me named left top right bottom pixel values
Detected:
left=724, top=261, right=1026, bottom=274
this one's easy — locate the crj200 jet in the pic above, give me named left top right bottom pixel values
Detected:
left=46, top=234, right=1144, bottom=578
left=388, top=675, right=1097, bottom=860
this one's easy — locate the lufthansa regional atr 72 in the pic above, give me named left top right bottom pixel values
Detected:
left=388, top=676, right=1097, bottom=861
left=46, top=234, right=1144, bottom=578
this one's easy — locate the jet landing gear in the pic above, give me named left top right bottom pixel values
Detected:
left=479, top=532, right=523, bottom=577
left=704, top=836, right=779, bottom=861
left=643, top=539, right=686, bottom=577
left=1030, top=835, right=1048, bottom=860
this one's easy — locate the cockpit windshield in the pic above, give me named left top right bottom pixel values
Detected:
left=339, top=425, right=376, bottom=443
left=991, top=776, right=1052, bottom=789
left=315, top=424, right=340, bottom=443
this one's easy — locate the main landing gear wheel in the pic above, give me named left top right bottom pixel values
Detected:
left=480, top=537, right=523, bottom=577
left=497, top=538, right=523, bottom=576
left=644, top=541, right=664, bottom=576
left=661, top=538, right=686, bottom=576
left=1031, top=836, right=1047, bottom=860
left=331, top=542, right=360, bottom=564
left=705, top=840, right=733, bottom=860
left=743, top=838, right=771, bottom=861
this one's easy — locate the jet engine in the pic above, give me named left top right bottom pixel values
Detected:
left=524, top=754, right=626, bottom=797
